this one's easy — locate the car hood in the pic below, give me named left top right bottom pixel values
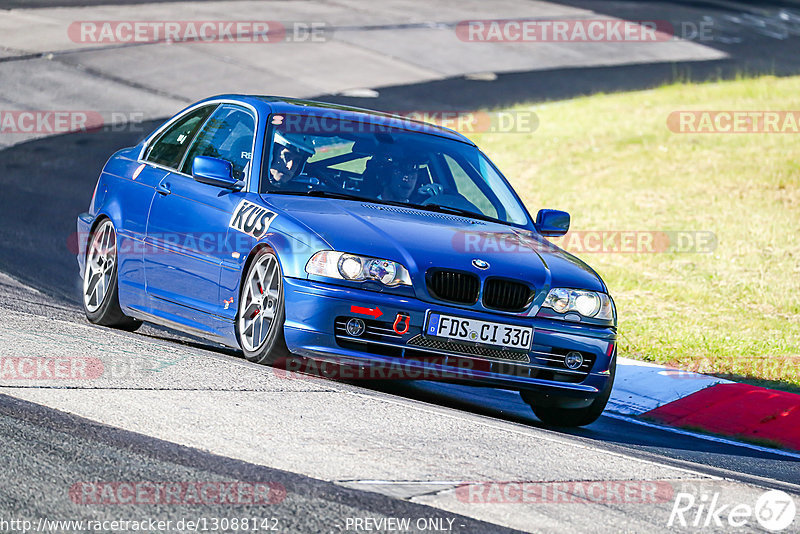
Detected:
left=262, top=196, right=606, bottom=295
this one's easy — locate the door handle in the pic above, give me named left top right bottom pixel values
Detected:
left=156, top=182, right=171, bottom=196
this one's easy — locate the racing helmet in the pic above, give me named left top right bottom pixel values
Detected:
left=369, top=145, right=424, bottom=177
left=269, top=131, right=315, bottom=185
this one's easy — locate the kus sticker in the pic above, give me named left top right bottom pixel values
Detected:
left=229, top=200, right=276, bottom=239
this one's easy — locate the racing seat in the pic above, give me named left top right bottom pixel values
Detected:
left=228, top=136, right=253, bottom=181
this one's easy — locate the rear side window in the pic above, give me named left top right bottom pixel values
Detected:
left=145, top=105, right=214, bottom=169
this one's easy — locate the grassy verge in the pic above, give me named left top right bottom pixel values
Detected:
left=469, top=76, right=800, bottom=392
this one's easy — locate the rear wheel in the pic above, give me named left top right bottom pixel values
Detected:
left=82, top=219, right=141, bottom=331
left=236, top=248, right=290, bottom=365
left=524, top=357, right=616, bottom=427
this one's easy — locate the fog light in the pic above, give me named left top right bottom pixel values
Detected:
left=346, top=318, right=366, bottom=337
left=564, top=351, right=584, bottom=370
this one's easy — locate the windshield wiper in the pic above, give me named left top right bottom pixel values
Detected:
left=266, top=189, right=371, bottom=202
left=409, top=203, right=499, bottom=224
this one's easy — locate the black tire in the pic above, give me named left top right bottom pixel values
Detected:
left=82, top=219, right=141, bottom=331
left=236, top=248, right=291, bottom=365
left=524, top=356, right=616, bottom=427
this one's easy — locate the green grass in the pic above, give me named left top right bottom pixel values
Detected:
left=467, top=76, right=800, bottom=391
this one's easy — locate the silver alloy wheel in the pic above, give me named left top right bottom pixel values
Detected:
left=239, top=252, right=281, bottom=352
left=83, top=220, right=116, bottom=313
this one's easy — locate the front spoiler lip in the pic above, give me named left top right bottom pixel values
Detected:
left=335, top=332, right=594, bottom=379
left=284, top=326, right=603, bottom=395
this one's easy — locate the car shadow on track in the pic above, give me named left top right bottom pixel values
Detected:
left=362, top=380, right=800, bottom=466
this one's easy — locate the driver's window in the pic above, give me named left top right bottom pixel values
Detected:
left=145, top=105, right=214, bottom=169
left=443, top=154, right=498, bottom=218
left=179, top=105, right=256, bottom=181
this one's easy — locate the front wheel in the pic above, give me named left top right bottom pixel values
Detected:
left=236, top=248, right=290, bottom=365
left=523, top=357, right=616, bottom=427
left=82, top=219, right=141, bottom=331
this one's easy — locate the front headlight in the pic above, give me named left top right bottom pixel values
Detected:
left=305, top=251, right=412, bottom=287
left=542, top=288, right=614, bottom=320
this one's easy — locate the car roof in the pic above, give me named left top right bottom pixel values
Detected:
left=199, top=94, right=475, bottom=145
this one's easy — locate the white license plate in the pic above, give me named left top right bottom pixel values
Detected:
left=426, top=313, right=532, bottom=351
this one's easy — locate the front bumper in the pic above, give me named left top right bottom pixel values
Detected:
left=283, top=277, right=616, bottom=401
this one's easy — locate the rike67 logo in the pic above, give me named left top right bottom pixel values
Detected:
left=669, top=488, right=796, bottom=531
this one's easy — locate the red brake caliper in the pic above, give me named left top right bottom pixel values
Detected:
left=251, top=282, right=264, bottom=318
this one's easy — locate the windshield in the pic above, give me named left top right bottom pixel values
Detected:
left=260, top=114, right=531, bottom=226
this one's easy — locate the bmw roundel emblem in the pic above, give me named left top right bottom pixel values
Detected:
left=472, top=258, right=490, bottom=270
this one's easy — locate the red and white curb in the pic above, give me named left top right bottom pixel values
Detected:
left=609, top=358, right=800, bottom=452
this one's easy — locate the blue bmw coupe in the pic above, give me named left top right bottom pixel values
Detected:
left=77, top=96, right=617, bottom=426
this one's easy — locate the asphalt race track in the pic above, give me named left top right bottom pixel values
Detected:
left=1, top=0, right=800, bottom=532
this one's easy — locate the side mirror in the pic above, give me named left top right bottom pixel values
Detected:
left=192, top=156, right=244, bottom=190
left=535, top=209, right=570, bottom=237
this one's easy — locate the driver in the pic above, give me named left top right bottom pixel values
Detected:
left=380, top=159, right=421, bottom=203
left=370, top=147, right=438, bottom=203
left=267, top=131, right=315, bottom=188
